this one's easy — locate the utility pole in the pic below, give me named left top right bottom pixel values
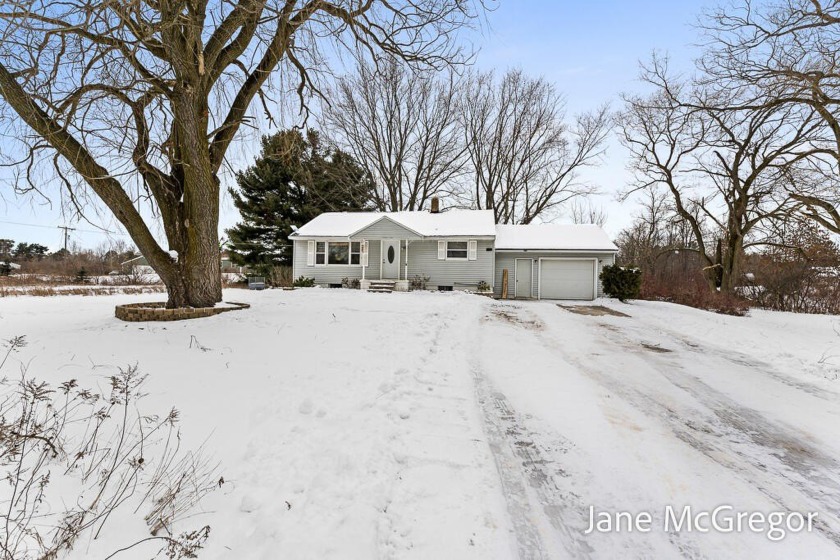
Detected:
left=57, top=225, right=76, bottom=251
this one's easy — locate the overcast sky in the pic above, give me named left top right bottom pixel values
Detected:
left=0, top=0, right=717, bottom=251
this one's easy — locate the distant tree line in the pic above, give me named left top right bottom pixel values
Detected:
left=0, top=238, right=137, bottom=277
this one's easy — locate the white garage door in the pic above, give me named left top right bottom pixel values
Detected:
left=539, top=259, right=595, bottom=300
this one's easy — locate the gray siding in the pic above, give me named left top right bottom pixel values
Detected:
left=294, top=238, right=617, bottom=295
left=406, top=239, right=494, bottom=290
left=293, top=239, right=381, bottom=285
left=352, top=218, right=421, bottom=240
left=493, top=251, right=615, bottom=299
left=295, top=238, right=495, bottom=288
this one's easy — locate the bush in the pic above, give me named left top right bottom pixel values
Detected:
left=677, top=288, right=750, bottom=316
left=113, top=266, right=156, bottom=285
left=0, top=262, right=11, bottom=276
left=641, top=274, right=750, bottom=316
left=73, top=267, right=89, bottom=284
left=741, top=255, right=840, bottom=315
left=293, top=276, right=315, bottom=287
left=409, top=274, right=430, bottom=291
left=600, top=264, right=642, bottom=302
left=341, top=277, right=360, bottom=289
left=476, top=280, right=491, bottom=292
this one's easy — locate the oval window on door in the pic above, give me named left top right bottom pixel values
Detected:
left=387, top=246, right=395, bottom=263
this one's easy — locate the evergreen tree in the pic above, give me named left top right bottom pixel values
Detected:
left=227, top=129, right=374, bottom=268
left=12, top=242, right=48, bottom=261
left=0, top=239, right=14, bottom=261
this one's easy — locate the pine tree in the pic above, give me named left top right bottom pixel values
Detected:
left=226, top=129, right=374, bottom=269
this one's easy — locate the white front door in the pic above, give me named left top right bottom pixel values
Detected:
left=382, top=239, right=400, bottom=279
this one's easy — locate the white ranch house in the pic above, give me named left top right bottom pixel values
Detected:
left=290, top=208, right=618, bottom=300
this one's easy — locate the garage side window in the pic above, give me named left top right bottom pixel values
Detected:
left=315, top=242, right=326, bottom=264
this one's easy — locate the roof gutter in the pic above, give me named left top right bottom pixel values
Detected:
left=494, top=248, right=618, bottom=253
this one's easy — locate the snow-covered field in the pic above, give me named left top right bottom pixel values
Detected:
left=2, top=289, right=840, bottom=559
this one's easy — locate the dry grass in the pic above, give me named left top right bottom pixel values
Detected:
left=640, top=274, right=750, bottom=317
left=0, top=285, right=166, bottom=298
left=484, top=306, right=544, bottom=330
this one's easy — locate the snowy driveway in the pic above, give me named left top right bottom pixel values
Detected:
left=474, top=299, right=840, bottom=559
left=1, top=290, right=840, bottom=559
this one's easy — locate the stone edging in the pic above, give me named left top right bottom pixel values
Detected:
left=115, top=301, right=250, bottom=322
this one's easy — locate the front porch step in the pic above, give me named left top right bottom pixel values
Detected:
left=367, top=280, right=396, bottom=293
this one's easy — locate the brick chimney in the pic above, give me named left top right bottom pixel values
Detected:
left=430, top=196, right=440, bottom=213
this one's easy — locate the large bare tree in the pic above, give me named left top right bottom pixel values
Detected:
left=460, top=68, right=610, bottom=224
left=320, top=56, right=466, bottom=211
left=701, top=0, right=840, bottom=234
left=618, top=58, right=826, bottom=293
left=0, top=0, right=484, bottom=307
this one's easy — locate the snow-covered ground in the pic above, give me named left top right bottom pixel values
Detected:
left=1, top=289, right=839, bottom=559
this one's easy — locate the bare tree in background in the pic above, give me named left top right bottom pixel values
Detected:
left=701, top=0, right=840, bottom=234
left=320, top=56, right=466, bottom=211
left=460, top=68, right=610, bottom=224
left=618, top=57, right=826, bottom=293
left=615, top=187, right=700, bottom=269
left=568, top=199, right=608, bottom=227
left=0, top=0, right=487, bottom=307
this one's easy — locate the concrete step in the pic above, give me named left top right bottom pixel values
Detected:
left=367, top=279, right=396, bottom=293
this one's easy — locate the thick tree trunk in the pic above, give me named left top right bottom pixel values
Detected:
left=719, top=235, right=744, bottom=295
left=153, top=228, right=221, bottom=309
left=156, top=93, right=223, bottom=309
left=178, top=206, right=222, bottom=308
left=145, top=228, right=222, bottom=309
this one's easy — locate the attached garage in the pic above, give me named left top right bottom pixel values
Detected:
left=493, top=224, right=619, bottom=301
left=538, top=258, right=596, bottom=300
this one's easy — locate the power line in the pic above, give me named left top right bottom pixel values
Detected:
left=0, top=219, right=128, bottom=236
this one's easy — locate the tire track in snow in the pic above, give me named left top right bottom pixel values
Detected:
left=471, top=371, right=552, bottom=560
left=610, top=317, right=840, bottom=402
left=471, top=305, right=596, bottom=560
left=532, top=305, right=840, bottom=551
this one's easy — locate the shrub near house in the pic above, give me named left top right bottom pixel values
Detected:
left=600, top=264, right=642, bottom=302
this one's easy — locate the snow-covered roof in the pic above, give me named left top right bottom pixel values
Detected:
left=291, top=210, right=497, bottom=238
left=494, top=224, right=618, bottom=252
left=1, top=261, right=20, bottom=270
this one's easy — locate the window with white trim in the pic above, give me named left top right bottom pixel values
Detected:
left=315, top=241, right=362, bottom=266
left=446, top=241, right=468, bottom=260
